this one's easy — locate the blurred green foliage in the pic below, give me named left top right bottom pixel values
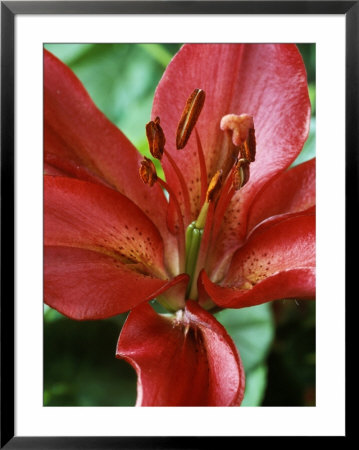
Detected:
left=292, top=44, right=316, bottom=167
left=216, top=304, right=274, bottom=406
left=44, top=312, right=136, bottom=406
left=44, top=43, right=181, bottom=179
left=263, top=301, right=316, bottom=406
left=44, top=43, right=315, bottom=407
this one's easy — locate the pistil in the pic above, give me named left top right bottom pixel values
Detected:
left=185, top=224, right=203, bottom=293
left=184, top=171, right=222, bottom=298
left=211, top=114, right=256, bottom=243
left=141, top=90, right=257, bottom=308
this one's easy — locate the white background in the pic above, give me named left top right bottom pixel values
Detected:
left=15, top=14, right=345, bottom=436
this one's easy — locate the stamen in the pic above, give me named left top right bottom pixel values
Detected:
left=233, top=158, right=250, bottom=189
left=139, top=157, right=157, bottom=186
left=184, top=171, right=221, bottom=299
left=140, top=158, right=185, bottom=271
left=196, top=170, right=222, bottom=229
left=241, top=127, right=256, bottom=163
left=205, top=170, right=223, bottom=203
left=146, top=117, right=165, bottom=160
left=156, top=177, right=186, bottom=273
left=212, top=158, right=251, bottom=238
left=164, top=149, right=192, bottom=223
left=188, top=201, right=215, bottom=300
left=146, top=116, right=191, bottom=222
left=210, top=169, right=235, bottom=243
left=176, top=89, right=206, bottom=149
left=210, top=120, right=255, bottom=246
left=194, top=128, right=208, bottom=206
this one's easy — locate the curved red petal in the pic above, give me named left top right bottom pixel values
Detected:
left=44, top=50, right=178, bottom=272
left=201, top=213, right=315, bottom=308
left=45, top=49, right=142, bottom=192
left=152, top=44, right=310, bottom=224
left=185, top=300, right=245, bottom=406
left=247, top=206, right=315, bottom=242
left=45, top=175, right=168, bottom=278
left=201, top=268, right=315, bottom=309
left=116, top=301, right=245, bottom=406
left=247, top=158, right=316, bottom=232
left=45, top=246, right=188, bottom=320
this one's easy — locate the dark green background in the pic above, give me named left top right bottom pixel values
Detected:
left=44, top=43, right=315, bottom=407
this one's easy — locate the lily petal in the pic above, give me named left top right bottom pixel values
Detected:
left=44, top=49, right=179, bottom=273
left=152, top=44, right=310, bottom=224
left=200, top=213, right=315, bottom=308
left=45, top=176, right=167, bottom=278
left=116, top=300, right=245, bottom=406
left=247, top=158, right=316, bottom=232
left=45, top=246, right=188, bottom=320
left=45, top=49, right=148, bottom=194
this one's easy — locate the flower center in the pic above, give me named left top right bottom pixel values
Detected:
left=140, top=89, right=256, bottom=307
left=185, top=169, right=222, bottom=297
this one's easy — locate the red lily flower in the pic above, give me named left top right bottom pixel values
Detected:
left=44, top=44, right=315, bottom=406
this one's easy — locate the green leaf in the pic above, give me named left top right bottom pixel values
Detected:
left=44, top=43, right=94, bottom=65
left=291, top=117, right=316, bottom=167
left=216, top=304, right=273, bottom=406
left=44, top=317, right=136, bottom=406
left=44, top=304, right=64, bottom=322
left=138, top=43, right=175, bottom=68
left=241, top=364, right=268, bottom=406
left=216, top=303, right=274, bottom=373
left=308, top=83, right=316, bottom=116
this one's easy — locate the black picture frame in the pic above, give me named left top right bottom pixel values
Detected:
left=1, top=1, right=354, bottom=447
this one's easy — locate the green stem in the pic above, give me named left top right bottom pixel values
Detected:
left=185, top=227, right=203, bottom=297
left=138, top=44, right=173, bottom=68
left=185, top=222, right=196, bottom=258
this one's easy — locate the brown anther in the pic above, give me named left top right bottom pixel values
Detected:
left=241, top=127, right=256, bottom=162
left=146, top=116, right=166, bottom=160
left=233, top=158, right=250, bottom=190
left=206, top=170, right=223, bottom=202
left=176, top=88, right=206, bottom=149
left=139, top=157, right=158, bottom=187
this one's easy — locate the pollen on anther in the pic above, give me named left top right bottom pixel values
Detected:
left=139, top=157, right=158, bottom=187
left=146, top=117, right=166, bottom=160
left=206, top=170, right=223, bottom=203
left=242, top=127, right=256, bottom=162
left=176, top=88, right=206, bottom=150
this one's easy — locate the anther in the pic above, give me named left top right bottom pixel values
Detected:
left=241, top=127, right=256, bottom=163
left=146, top=116, right=191, bottom=221
left=196, top=170, right=223, bottom=229
left=176, top=89, right=206, bottom=149
left=206, top=170, right=223, bottom=203
left=146, top=116, right=166, bottom=160
left=139, top=157, right=158, bottom=186
left=220, top=113, right=256, bottom=162
left=233, top=158, right=250, bottom=190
